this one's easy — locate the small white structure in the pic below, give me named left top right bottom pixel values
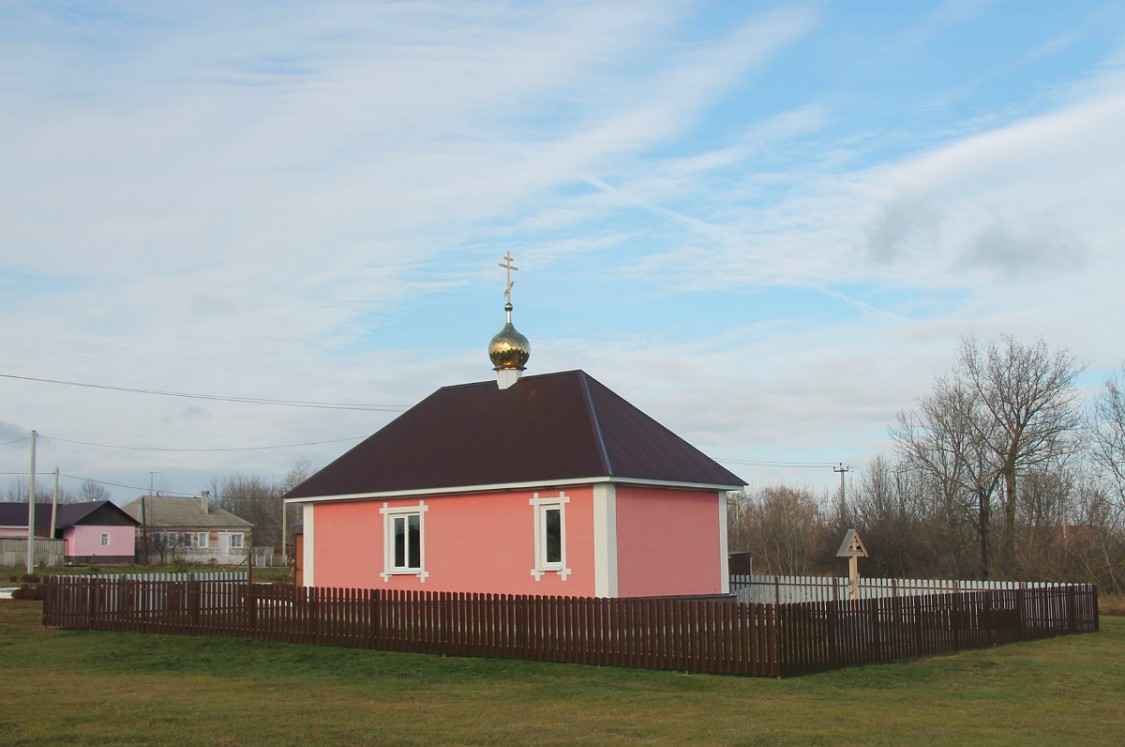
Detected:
left=836, top=528, right=869, bottom=601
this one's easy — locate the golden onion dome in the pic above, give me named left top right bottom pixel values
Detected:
left=489, top=303, right=530, bottom=370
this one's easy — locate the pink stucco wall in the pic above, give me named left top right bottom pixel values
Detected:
left=311, top=488, right=596, bottom=596
left=65, top=525, right=136, bottom=558
left=614, top=486, right=722, bottom=597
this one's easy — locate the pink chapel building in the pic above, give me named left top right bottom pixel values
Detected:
left=284, top=256, right=745, bottom=598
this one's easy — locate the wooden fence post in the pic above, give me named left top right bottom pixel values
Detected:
left=868, top=597, right=882, bottom=663
left=952, top=592, right=962, bottom=653
left=1016, top=587, right=1025, bottom=640
left=1066, top=585, right=1076, bottom=635
left=246, top=576, right=256, bottom=636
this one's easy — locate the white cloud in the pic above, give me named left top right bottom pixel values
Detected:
left=2, top=2, right=1124, bottom=500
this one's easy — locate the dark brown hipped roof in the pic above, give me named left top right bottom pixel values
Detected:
left=287, top=370, right=744, bottom=499
left=0, top=501, right=139, bottom=531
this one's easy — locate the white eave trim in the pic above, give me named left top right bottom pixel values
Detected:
left=284, top=476, right=745, bottom=505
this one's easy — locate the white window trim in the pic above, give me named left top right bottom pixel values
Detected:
left=197, top=532, right=209, bottom=549
left=530, top=491, right=571, bottom=581
left=100, top=533, right=110, bottom=547
left=228, top=533, right=243, bottom=550
left=380, top=501, right=429, bottom=582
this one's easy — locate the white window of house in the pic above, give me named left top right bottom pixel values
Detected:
left=100, top=533, right=110, bottom=546
left=228, top=533, right=243, bottom=549
left=197, top=532, right=209, bottom=549
left=380, top=502, right=428, bottom=581
left=530, top=492, right=571, bottom=580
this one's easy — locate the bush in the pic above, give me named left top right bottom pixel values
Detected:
left=21, top=574, right=40, bottom=584
left=12, top=584, right=44, bottom=600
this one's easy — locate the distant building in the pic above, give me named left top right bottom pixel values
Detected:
left=0, top=501, right=139, bottom=564
left=121, top=495, right=252, bottom=565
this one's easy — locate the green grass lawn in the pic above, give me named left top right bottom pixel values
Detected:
left=0, top=601, right=1121, bottom=746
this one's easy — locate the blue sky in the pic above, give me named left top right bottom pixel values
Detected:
left=2, top=1, right=1124, bottom=502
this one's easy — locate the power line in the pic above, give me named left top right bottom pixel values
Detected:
left=717, top=458, right=842, bottom=469
left=0, top=436, right=29, bottom=447
left=58, top=472, right=196, bottom=497
left=42, top=434, right=366, bottom=453
left=0, top=372, right=407, bottom=412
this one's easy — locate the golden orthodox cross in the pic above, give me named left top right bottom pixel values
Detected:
left=499, top=251, right=518, bottom=303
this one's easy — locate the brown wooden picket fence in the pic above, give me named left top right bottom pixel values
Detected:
left=40, top=577, right=1098, bottom=677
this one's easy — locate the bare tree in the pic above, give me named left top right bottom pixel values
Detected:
left=209, top=473, right=281, bottom=548
left=892, top=375, right=1001, bottom=576
left=851, top=456, right=970, bottom=578
left=1090, top=366, right=1125, bottom=511
left=76, top=480, right=111, bottom=502
left=893, top=336, right=1083, bottom=575
left=960, top=336, right=1084, bottom=567
left=728, top=485, right=826, bottom=575
left=3, top=478, right=72, bottom=504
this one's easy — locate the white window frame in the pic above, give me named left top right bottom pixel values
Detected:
left=380, top=502, right=429, bottom=582
left=228, top=533, right=243, bottom=550
left=530, top=491, right=571, bottom=581
left=100, top=532, right=110, bottom=547
left=196, top=531, right=209, bottom=549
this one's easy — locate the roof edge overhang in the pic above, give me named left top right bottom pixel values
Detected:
left=285, top=475, right=746, bottom=505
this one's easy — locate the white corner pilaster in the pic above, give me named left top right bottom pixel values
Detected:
left=718, top=491, right=730, bottom=594
left=302, top=503, right=315, bottom=588
left=593, top=483, right=618, bottom=598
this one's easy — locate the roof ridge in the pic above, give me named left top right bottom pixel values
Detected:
left=436, top=369, right=587, bottom=392
left=576, top=371, right=614, bottom=476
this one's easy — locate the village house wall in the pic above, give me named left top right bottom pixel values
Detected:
left=306, top=486, right=730, bottom=598
left=614, top=486, right=725, bottom=597
left=309, top=487, right=599, bottom=595
left=65, top=524, right=135, bottom=561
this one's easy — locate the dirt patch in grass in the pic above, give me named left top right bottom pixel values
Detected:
left=1101, top=593, right=1125, bottom=616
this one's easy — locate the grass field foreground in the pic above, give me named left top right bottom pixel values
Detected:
left=0, top=600, right=1122, bottom=746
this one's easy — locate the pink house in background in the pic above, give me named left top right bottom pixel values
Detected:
left=0, top=501, right=139, bottom=564
left=285, top=370, right=745, bottom=598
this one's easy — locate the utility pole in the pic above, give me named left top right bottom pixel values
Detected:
left=144, top=472, right=159, bottom=564
left=26, top=430, right=37, bottom=575
left=834, top=463, right=850, bottom=522
left=50, top=467, right=59, bottom=537
left=281, top=499, right=288, bottom=568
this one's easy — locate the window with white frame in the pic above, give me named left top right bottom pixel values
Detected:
left=228, top=533, right=243, bottom=549
left=100, top=533, right=110, bottom=546
left=184, top=532, right=209, bottom=549
left=530, top=492, right=570, bottom=580
left=380, top=502, right=428, bottom=581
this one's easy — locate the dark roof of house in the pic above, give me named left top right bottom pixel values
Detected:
left=0, top=501, right=139, bottom=530
left=287, top=369, right=744, bottom=500
left=120, top=496, right=253, bottom=529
